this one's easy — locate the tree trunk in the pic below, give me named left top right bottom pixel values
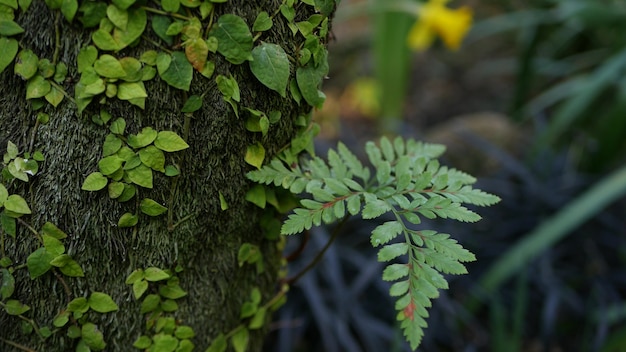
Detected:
left=0, top=1, right=331, bottom=350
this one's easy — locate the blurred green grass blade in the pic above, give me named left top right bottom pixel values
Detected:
left=373, top=0, right=413, bottom=133
left=533, top=47, right=626, bottom=149
left=480, top=164, right=626, bottom=293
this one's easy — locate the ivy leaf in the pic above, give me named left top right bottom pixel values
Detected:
left=43, top=234, right=65, bottom=257
left=126, top=164, right=153, bottom=188
left=140, top=198, right=167, bottom=216
left=81, top=323, right=106, bottom=351
left=185, top=37, right=208, bottom=72
left=252, top=11, right=272, bottom=32
left=106, top=4, right=128, bottom=30
left=88, top=292, right=119, bottom=313
left=154, top=131, right=189, bottom=152
left=296, top=50, right=329, bottom=108
left=26, top=75, right=52, bottom=99
left=93, top=54, right=126, bottom=78
left=138, top=146, right=165, bottom=172
left=159, top=51, right=193, bottom=91
left=41, top=222, right=67, bottom=239
left=250, top=43, right=290, bottom=97
left=77, top=46, right=98, bottom=73
left=231, top=327, right=249, bottom=352
left=181, top=95, right=202, bottom=113
left=92, top=29, right=120, bottom=51
left=206, top=334, right=227, bottom=352
left=1, top=268, right=15, bottom=300
left=112, top=7, right=146, bottom=51
left=0, top=20, right=24, bottom=36
left=210, top=14, right=253, bottom=64
left=4, top=299, right=30, bottom=315
left=117, top=81, right=147, bottom=100
left=98, top=155, right=124, bottom=175
left=4, top=195, right=31, bottom=215
left=45, top=86, right=64, bottom=107
left=0, top=37, right=18, bottom=74
left=0, top=213, right=16, bottom=238
left=159, top=284, right=187, bottom=299
left=143, top=267, right=170, bottom=282
left=0, top=184, right=7, bottom=206
left=61, top=0, right=78, bottom=22
left=133, top=335, right=152, bottom=349
left=54, top=256, right=85, bottom=277
left=82, top=172, right=108, bottom=191
left=26, top=247, right=54, bottom=279
left=118, top=212, right=139, bottom=227
left=245, top=142, right=265, bottom=169
left=152, top=334, right=178, bottom=352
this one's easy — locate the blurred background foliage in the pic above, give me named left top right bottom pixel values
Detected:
left=264, top=0, right=626, bottom=351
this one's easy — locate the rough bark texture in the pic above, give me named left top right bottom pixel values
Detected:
left=0, top=1, right=324, bottom=350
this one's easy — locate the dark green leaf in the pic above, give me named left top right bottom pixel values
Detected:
left=0, top=37, right=18, bottom=74
left=4, top=299, right=30, bottom=315
left=1, top=268, right=15, bottom=300
left=82, top=323, right=106, bottom=351
left=210, top=14, right=253, bottom=64
left=26, top=247, right=53, bottom=279
left=250, top=43, right=290, bottom=97
left=159, top=51, right=193, bottom=91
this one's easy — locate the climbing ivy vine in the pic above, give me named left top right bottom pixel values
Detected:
left=2, top=0, right=336, bottom=350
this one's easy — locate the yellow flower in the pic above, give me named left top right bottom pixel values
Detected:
left=407, top=0, right=473, bottom=51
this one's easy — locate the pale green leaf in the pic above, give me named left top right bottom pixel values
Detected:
left=82, top=172, right=108, bottom=191
left=154, top=131, right=189, bottom=152
left=88, top=292, right=119, bottom=313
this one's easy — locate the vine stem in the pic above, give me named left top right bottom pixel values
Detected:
left=0, top=337, right=37, bottom=352
left=0, top=302, right=42, bottom=340
left=49, top=81, right=75, bottom=104
left=284, top=215, right=350, bottom=285
left=16, top=218, right=41, bottom=243
left=141, top=6, right=191, bottom=20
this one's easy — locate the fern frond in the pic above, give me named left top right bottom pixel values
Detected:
left=248, top=136, right=500, bottom=351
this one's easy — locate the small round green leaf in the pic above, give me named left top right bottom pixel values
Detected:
left=154, top=131, right=189, bottom=152
left=133, top=335, right=152, bottom=349
left=138, top=146, right=165, bottom=172
left=82, top=323, right=106, bottom=351
left=245, top=142, right=265, bottom=169
left=144, top=266, right=170, bottom=281
left=26, top=75, right=52, bottom=99
left=4, top=194, right=31, bottom=215
left=140, top=198, right=167, bottom=216
left=82, top=172, right=108, bottom=191
left=253, top=11, right=272, bottom=32
left=127, top=127, right=157, bottom=148
left=0, top=37, right=18, bottom=74
left=94, top=54, right=126, bottom=78
left=127, top=164, right=153, bottom=188
left=88, top=292, right=119, bottom=313
left=4, top=299, right=30, bottom=315
left=118, top=212, right=138, bottom=227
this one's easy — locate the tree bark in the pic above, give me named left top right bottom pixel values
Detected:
left=0, top=1, right=328, bottom=350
